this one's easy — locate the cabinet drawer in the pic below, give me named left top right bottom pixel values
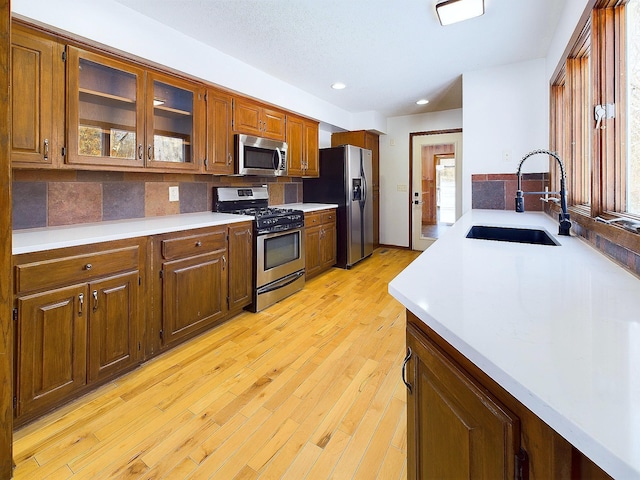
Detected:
left=16, top=246, right=139, bottom=294
left=305, top=212, right=322, bottom=227
left=321, top=210, right=336, bottom=224
left=161, top=230, right=226, bottom=260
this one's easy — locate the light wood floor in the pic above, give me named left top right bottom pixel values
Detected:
left=12, top=247, right=420, bottom=480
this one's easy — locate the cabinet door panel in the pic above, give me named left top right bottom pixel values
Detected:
left=11, top=28, right=64, bottom=167
left=262, top=107, right=286, bottom=140
left=228, top=223, right=253, bottom=310
left=286, top=116, right=304, bottom=176
left=67, top=47, right=145, bottom=168
left=88, top=271, right=139, bottom=382
left=17, top=284, right=88, bottom=416
left=303, top=120, right=319, bottom=177
left=162, top=251, right=227, bottom=346
left=407, top=325, right=519, bottom=479
left=320, top=222, right=336, bottom=270
left=305, top=226, right=321, bottom=278
left=146, top=73, right=204, bottom=171
left=206, top=89, right=234, bottom=174
left=233, top=98, right=262, bottom=136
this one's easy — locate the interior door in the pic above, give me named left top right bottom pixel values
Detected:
left=411, top=132, right=462, bottom=250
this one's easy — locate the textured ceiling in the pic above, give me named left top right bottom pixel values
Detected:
left=114, top=0, right=566, bottom=118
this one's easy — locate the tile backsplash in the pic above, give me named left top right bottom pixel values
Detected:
left=472, top=173, right=549, bottom=211
left=12, top=170, right=302, bottom=230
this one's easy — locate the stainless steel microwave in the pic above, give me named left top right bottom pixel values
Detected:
left=235, top=134, right=288, bottom=176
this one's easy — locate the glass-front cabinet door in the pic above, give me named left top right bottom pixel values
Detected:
left=145, top=72, right=204, bottom=171
left=67, top=47, right=145, bottom=168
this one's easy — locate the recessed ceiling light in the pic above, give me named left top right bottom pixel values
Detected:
left=436, top=0, right=484, bottom=26
left=416, top=99, right=429, bottom=105
left=331, top=82, right=346, bottom=90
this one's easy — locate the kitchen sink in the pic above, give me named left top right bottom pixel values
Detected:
left=466, top=225, right=560, bottom=246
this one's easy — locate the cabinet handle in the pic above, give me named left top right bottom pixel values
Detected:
left=195, top=241, right=202, bottom=247
left=147, top=145, right=153, bottom=161
left=78, top=293, right=84, bottom=316
left=402, top=347, right=412, bottom=394
left=92, top=290, right=98, bottom=312
left=43, top=139, right=49, bottom=160
left=227, top=153, right=232, bottom=166
left=138, top=144, right=143, bottom=160
left=222, top=255, right=227, bottom=270
left=84, top=263, right=92, bottom=270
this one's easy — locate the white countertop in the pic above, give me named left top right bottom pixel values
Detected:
left=275, top=202, right=339, bottom=213
left=12, top=212, right=254, bottom=255
left=388, top=209, right=640, bottom=479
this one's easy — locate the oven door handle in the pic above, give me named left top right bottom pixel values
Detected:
left=256, top=270, right=304, bottom=295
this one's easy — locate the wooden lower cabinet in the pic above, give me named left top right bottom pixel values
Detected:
left=406, top=321, right=520, bottom=479
left=162, top=251, right=227, bottom=346
left=227, top=222, right=253, bottom=311
left=87, top=271, right=139, bottom=383
left=152, top=222, right=253, bottom=352
left=304, top=209, right=336, bottom=279
left=405, top=311, right=612, bottom=480
left=16, top=284, right=88, bottom=418
left=13, top=240, right=143, bottom=424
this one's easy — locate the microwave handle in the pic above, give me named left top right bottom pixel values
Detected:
left=274, top=148, right=283, bottom=170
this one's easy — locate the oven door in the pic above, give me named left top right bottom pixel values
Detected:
left=256, top=227, right=305, bottom=288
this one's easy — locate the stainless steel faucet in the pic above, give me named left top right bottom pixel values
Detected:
left=515, top=149, right=571, bottom=236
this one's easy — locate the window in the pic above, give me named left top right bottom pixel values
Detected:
left=551, top=0, right=639, bottom=221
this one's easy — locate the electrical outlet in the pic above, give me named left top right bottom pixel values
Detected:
left=503, top=150, right=512, bottom=162
left=169, top=186, right=179, bottom=202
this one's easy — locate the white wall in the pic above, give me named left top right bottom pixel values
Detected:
left=462, top=58, right=549, bottom=214
left=379, top=109, right=463, bottom=247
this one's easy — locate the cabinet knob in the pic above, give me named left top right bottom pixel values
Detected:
left=84, top=263, right=92, bottom=270
left=195, top=241, right=202, bottom=247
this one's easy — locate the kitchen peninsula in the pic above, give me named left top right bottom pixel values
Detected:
left=389, top=209, right=640, bottom=479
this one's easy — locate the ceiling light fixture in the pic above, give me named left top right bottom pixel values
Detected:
left=416, top=99, right=429, bottom=105
left=331, top=82, right=346, bottom=90
left=436, top=0, right=484, bottom=26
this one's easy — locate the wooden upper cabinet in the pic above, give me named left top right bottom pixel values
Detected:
left=286, top=114, right=319, bottom=177
left=10, top=25, right=65, bottom=168
left=66, top=46, right=146, bottom=169
left=205, top=88, right=234, bottom=174
left=145, top=71, right=205, bottom=171
left=233, top=96, right=286, bottom=141
left=67, top=47, right=204, bottom=171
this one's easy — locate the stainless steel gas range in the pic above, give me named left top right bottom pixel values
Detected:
left=214, top=186, right=305, bottom=312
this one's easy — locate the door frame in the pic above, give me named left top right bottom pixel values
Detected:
left=408, top=129, right=462, bottom=250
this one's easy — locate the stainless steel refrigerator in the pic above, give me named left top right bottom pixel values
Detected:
left=303, top=145, right=373, bottom=268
